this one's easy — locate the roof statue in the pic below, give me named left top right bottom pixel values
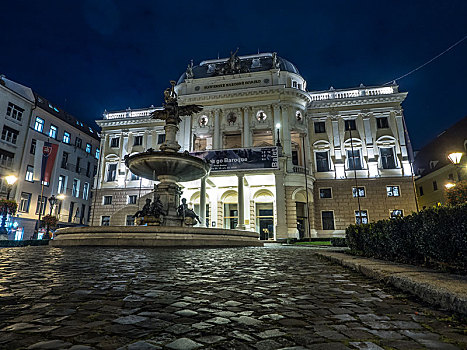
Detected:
left=186, top=60, right=194, bottom=79
left=151, top=81, right=202, bottom=125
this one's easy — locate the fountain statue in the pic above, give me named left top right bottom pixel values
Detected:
left=124, top=81, right=210, bottom=227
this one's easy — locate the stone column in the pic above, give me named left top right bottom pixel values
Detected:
left=214, top=109, right=220, bottom=149
left=243, top=107, right=250, bottom=148
left=274, top=165, right=288, bottom=240
left=199, top=176, right=207, bottom=227
left=236, top=174, right=246, bottom=230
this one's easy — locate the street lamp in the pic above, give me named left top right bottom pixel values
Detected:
left=56, top=194, right=65, bottom=220
left=5, top=175, right=17, bottom=200
left=48, top=195, right=57, bottom=214
left=448, top=152, right=464, bottom=181
left=0, top=175, right=17, bottom=238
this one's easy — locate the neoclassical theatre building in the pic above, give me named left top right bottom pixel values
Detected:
left=92, top=52, right=417, bottom=240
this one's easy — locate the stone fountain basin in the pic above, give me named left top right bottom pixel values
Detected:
left=125, top=151, right=210, bottom=182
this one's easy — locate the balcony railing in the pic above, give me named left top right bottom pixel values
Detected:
left=292, top=165, right=309, bottom=175
left=309, top=86, right=395, bottom=101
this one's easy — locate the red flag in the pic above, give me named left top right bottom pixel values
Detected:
left=41, top=142, right=59, bottom=183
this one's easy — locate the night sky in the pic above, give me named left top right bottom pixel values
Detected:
left=1, top=0, right=466, bottom=149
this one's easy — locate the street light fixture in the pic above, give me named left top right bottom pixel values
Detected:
left=275, top=123, right=282, bottom=147
left=48, top=195, right=57, bottom=214
left=447, top=152, right=464, bottom=181
left=4, top=175, right=17, bottom=200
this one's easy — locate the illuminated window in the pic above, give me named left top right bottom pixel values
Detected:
left=386, top=186, right=400, bottom=197
left=25, top=165, right=34, bottom=182
left=106, top=164, right=117, bottom=182
left=380, top=148, right=396, bottom=169
left=95, top=148, right=100, bottom=159
left=352, top=187, right=365, bottom=198
left=85, top=143, right=92, bottom=153
left=390, top=209, right=403, bottom=219
left=34, top=117, right=44, bottom=132
left=63, top=131, right=70, bottom=144
left=347, top=150, right=362, bottom=170
left=19, top=192, right=31, bottom=212
left=355, top=210, right=368, bottom=225
left=49, top=125, right=58, bottom=139
left=101, top=216, right=110, bottom=226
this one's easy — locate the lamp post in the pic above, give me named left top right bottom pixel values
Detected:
left=0, top=175, right=18, bottom=238
left=48, top=195, right=57, bottom=215
left=5, top=175, right=17, bottom=200
left=448, top=152, right=463, bottom=181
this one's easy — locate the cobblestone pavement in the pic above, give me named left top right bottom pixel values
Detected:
left=0, top=246, right=465, bottom=350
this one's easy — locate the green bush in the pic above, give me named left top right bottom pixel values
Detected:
left=330, top=237, right=347, bottom=247
left=346, top=203, right=467, bottom=273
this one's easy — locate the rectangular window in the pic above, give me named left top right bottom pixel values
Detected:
left=158, top=134, right=166, bottom=144
left=95, top=148, right=100, bottom=159
left=390, top=209, right=403, bottom=219
left=103, top=195, right=112, bottom=205
left=316, top=151, right=330, bottom=172
left=134, top=135, right=143, bottom=146
left=101, top=216, right=110, bottom=226
left=319, top=188, right=332, bottom=199
left=58, top=175, right=66, bottom=194
left=355, top=210, right=368, bottom=225
left=347, top=150, right=362, bottom=170
left=110, top=137, right=119, bottom=148
left=72, top=179, right=80, bottom=197
left=61, top=152, right=69, bottom=169
left=344, top=119, right=356, bottom=131
left=6, top=102, right=24, bottom=121
left=0, top=150, right=14, bottom=168
left=35, top=195, right=47, bottom=215
left=63, top=131, right=70, bottom=144
left=380, top=148, right=396, bottom=169
left=128, top=195, right=137, bottom=204
left=386, top=185, right=400, bottom=197
left=106, top=163, right=117, bottom=182
left=75, top=137, right=82, bottom=148
left=85, top=143, right=92, bottom=153
left=30, top=139, right=36, bottom=154
left=433, top=181, right=438, bottom=191
left=49, top=125, right=58, bottom=139
left=352, top=186, right=366, bottom=198
left=126, top=215, right=135, bottom=226
left=376, top=117, right=389, bottom=129
left=322, top=211, right=335, bottom=230
left=25, top=165, right=34, bottom=182
left=19, top=192, right=31, bottom=212
left=34, top=117, right=44, bottom=132
left=419, top=186, right=424, bottom=196
left=83, top=182, right=89, bottom=200
left=314, top=122, right=326, bottom=133
left=1, top=126, right=19, bottom=144
left=86, top=162, right=91, bottom=177
left=76, top=157, right=81, bottom=174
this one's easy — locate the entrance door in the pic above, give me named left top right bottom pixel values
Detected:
left=256, top=203, right=274, bottom=240
left=223, top=203, right=238, bottom=229
left=296, top=202, right=307, bottom=239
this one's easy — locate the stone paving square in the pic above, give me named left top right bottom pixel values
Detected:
left=0, top=246, right=465, bottom=349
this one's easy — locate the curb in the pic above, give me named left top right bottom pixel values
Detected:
left=313, top=251, right=467, bottom=316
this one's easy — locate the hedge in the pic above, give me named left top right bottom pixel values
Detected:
left=346, top=203, right=467, bottom=273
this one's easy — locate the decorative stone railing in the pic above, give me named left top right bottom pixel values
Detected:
left=309, top=86, right=395, bottom=101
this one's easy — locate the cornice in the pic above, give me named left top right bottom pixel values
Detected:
left=97, top=117, right=162, bottom=128
left=308, top=92, right=407, bottom=109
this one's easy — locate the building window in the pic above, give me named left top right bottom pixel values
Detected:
left=133, top=135, right=143, bottom=146
left=34, top=117, right=44, bottom=132
left=72, top=179, right=80, bottom=197
left=130, top=172, right=139, bottom=181
left=347, top=149, right=362, bottom=170
left=352, top=186, right=366, bottom=198
left=85, top=143, right=92, bottom=153
left=30, top=139, right=36, bottom=154
left=49, top=125, right=58, bottom=139
left=433, top=181, right=438, bottom=191
left=126, top=215, right=135, bottom=226
left=316, top=151, right=330, bottom=172
left=355, top=210, right=368, bottom=225
left=376, top=117, right=389, bottom=129
left=419, top=186, right=424, bottom=196
left=106, top=163, right=117, bottom=182
left=319, top=188, right=332, bottom=199
left=19, top=192, right=31, bottom=212
left=86, top=162, right=91, bottom=177
left=103, top=196, right=112, bottom=205
left=314, top=122, right=326, bottom=133
left=128, top=195, right=137, bottom=204
left=63, top=131, right=70, bottom=144
left=7, top=102, right=24, bottom=121
left=158, top=134, right=166, bottom=144
left=380, top=148, right=396, bottom=169
left=387, top=186, right=400, bottom=197
left=35, top=195, right=47, bottom=215
left=25, top=165, right=34, bottom=182
left=83, top=183, right=89, bottom=200
left=223, top=203, right=238, bottom=229
left=75, top=137, right=82, bottom=148
left=61, top=152, right=69, bottom=169
left=322, top=211, right=335, bottom=230
left=0, top=150, right=14, bottom=168
left=1, top=126, right=19, bottom=144
left=390, top=209, right=403, bottom=219
left=110, top=137, right=119, bottom=148
left=76, top=157, right=81, bottom=173
left=95, top=148, right=100, bottom=159
left=58, top=175, right=66, bottom=194
left=101, top=216, right=110, bottom=226
left=344, top=119, right=356, bottom=131
left=256, top=203, right=274, bottom=240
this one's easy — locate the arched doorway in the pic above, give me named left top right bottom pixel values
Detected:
left=254, top=189, right=274, bottom=240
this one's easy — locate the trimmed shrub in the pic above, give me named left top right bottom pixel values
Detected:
left=346, top=203, right=467, bottom=273
left=330, top=237, right=347, bottom=247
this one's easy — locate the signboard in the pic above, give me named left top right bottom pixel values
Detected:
left=192, top=146, right=278, bottom=172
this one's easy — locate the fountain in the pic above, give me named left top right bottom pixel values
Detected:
left=51, top=82, right=262, bottom=247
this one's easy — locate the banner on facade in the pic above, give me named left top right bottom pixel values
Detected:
left=192, top=146, right=279, bottom=172
left=33, top=141, right=59, bottom=182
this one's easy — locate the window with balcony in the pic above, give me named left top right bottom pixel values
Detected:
left=347, top=149, right=362, bottom=170
left=25, top=165, right=34, bottom=182
left=314, top=122, right=326, bottom=133
left=380, top=147, right=396, bottom=169
left=1, top=126, right=19, bottom=144
left=106, top=163, right=117, bottom=182
left=376, top=117, right=389, bottom=129
left=355, top=210, right=368, bottom=224
left=19, top=192, right=31, bottom=212
left=85, top=143, right=92, bottom=153
left=49, top=125, right=58, bottom=139
left=321, top=211, right=335, bottom=230
left=63, top=131, right=70, bottom=144
left=315, top=151, right=330, bottom=172
left=6, top=102, right=24, bottom=121
left=133, top=135, right=143, bottom=146
left=34, top=117, right=44, bottom=132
